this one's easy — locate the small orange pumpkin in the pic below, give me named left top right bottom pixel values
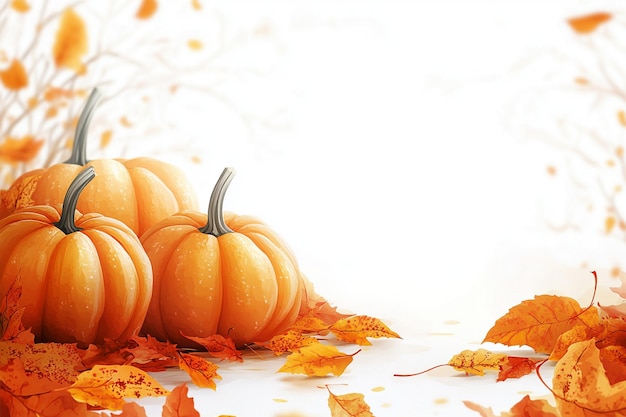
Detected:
left=0, top=166, right=153, bottom=346
left=141, top=167, right=303, bottom=347
left=0, top=88, right=198, bottom=236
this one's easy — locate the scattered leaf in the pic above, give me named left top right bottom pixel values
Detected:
left=327, top=387, right=374, bottom=417
left=278, top=343, right=359, bottom=377
left=448, top=349, right=507, bottom=376
left=496, top=356, right=540, bottom=381
left=0, top=59, right=28, bottom=90
left=258, top=330, right=318, bottom=355
left=67, top=364, right=169, bottom=410
left=182, top=333, right=243, bottom=362
left=464, top=395, right=559, bottom=417
left=289, top=314, right=330, bottom=335
left=162, top=384, right=200, bottom=417
left=136, top=0, right=158, bottom=19
left=330, top=315, right=401, bottom=346
left=52, top=8, right=88, bottom=72
left=567, top=12, right=612, bottom=34
left=178, top=353, right=221, bottom=390
left=0, top=136, right=44, bottom=164
left=0, top=275, right=34, bottom=343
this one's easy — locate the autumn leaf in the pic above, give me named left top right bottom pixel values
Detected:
left=567, top=12, right=612, bottom=34
left=448, top=349, right=507, bottom=376
left=464, top=395, right=559, bottom=417
left=0, top=389, right=94, bottom=417
left=290, top=314, right=331, bottom=335
left=126, top=334, right=179, bottom=371
left=553, top=339, right=626, bottom=415
left=78, top=339, right=132, bottom=369
left=496, top=356, right=540, bottom=382
left=257, top=330, right=318, bottom=355
left=53, top=8, right=88, bottom=72
left=0, top=136, right=44, bottom=164
left=0, top=275, right=34, bottom=343
left=67, top=364, right=169, bottom=410
left=10, top=0, right=30, bottom=12
left=482, top=294, right=600, bottom=354
left=326, top=386, right=374, bottom=417
left=136, top=0, right=158, bottom=19
left=0, top=59, right=28, bottom=90
left=162, top=384, right=200, bottom=417
left=178, top=352, right=221, bottom=390
left=116, top=402, right=149, bottom=417
left=308, top=300, right=354, bottom=326
left=278, top=343, right=359, bottom=377
left=182, top=333, right=243, bottom=362
left=330, top=315, right=401, bottom=346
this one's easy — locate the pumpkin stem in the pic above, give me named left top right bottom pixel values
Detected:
left=198, top=167, right=236, bottom=236
left=64, top=88, right=102, bottom=166
left=54, top=166, right=96, bottom=234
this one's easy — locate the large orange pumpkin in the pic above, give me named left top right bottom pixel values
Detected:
left=0, top=88, right=198, bottom=236
left=140, top=167, right=304, bottom=347
left=0, top=166, right=153, bottom=346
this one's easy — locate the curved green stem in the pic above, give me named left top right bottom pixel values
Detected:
left=198, top=167, right=236, bottom=236
left=54, top=166, right=96, bottom=234
left=64, top=88, right=102, bottom=165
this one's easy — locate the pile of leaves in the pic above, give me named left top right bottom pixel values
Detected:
left=0, top=275, right=400, bottom=416
left=395, top=270, right=626, bottom=416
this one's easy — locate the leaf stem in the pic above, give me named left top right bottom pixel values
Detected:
left=198, top=167, right=236, bottom=236
left=54, top=166, right=96, bottom=234
left=64, top=88, right=102, bottom=165
left=393, top=363, right=449, bottom=377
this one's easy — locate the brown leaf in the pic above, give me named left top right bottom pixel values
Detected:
left=53, top=8, right=88, bottom=72
left=0, top=136, right=44, bottom=165
left=182, top=333, right=243, bottom=362
left=464, top=395, right=559, bottom=417
left=278, top=343, right=359, bottom=377
left=448, top=349, right=507, bottom=376
left=330, top=315, right=401, bottom=346
left=0, top=59, right=28, bottom=90
left=178, top=353, right=221, bottom=390
left=162, top=384, right=200, bottom=417
left=483, top=294, right=600, bottom=354
left=553, top=339, right=626, bottom=415
left=326, top=387, right=374, bottom=417
left=136, top=0, right=158, bottom=19
left=567, top=12, right=612, bottom=34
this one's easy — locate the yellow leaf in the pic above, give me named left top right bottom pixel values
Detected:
left=53, top=8, right=88, bottom=72
left=567, top=12, right=612, bottom=34
left=0, top=59, right=28, bottom=90
left=67, top=365, right=169, bottom=410
left=330, top=315, right=401, bottom=346
left=327, top=387, right=374, bottom=417
left=448, top=349, right=507, bottom=376
left=0, top=136, right=44, bottom=164
left=187, top=39, right=203, bottom=50
left=258, top=330, right=318, bottom=355
left=11, top=0, right=29, bottom=12
left=136, top=0, right=158, bottom=19
left=278, top=343, right=359, bottom=377
left=178, top=352, right=221, bottom=390
left=290, top=314, right=330, bottom=334
left=100, top=130, right=113, bottom=149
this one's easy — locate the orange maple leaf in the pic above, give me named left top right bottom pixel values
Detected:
left=178, top=353, right=221, bottom=390
left=67, top=364, right=169, bottom=410
left=326, top=386, right=374, bottom=417
left=278, top=343, right=359, bottom=377
left=181, top=333, right=243, bottom=362
left=0, top=136, right=44, bottom=165
left=464, top=395, right=559, bottom=417
left=552, top=339, right=626, bottom=415
left=0, top=59, right=28, bottom=90
left=162, top=384, right=200, bottom=417
left=126, top=334, right=179, bottom=370
left=0, top=275, right=34, bottom=343
left=136, top=0, right=158, bottom=19
left=52, top=8, right=88, bottom=72
left=567, top=12, right=612, bottom=34
left=482, top=294, right=600, bottom=354
left=257, top=330, right=317, bottom=355
left=496, top=356, right=540, bottom=382
left=330, top=315, right=401, bottom=346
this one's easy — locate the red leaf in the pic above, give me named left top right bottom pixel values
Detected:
left=181, top=333, right=243, bottom=362
left=497, top=356, right=540, bottom=381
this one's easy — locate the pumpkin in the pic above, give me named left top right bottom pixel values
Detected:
left=0, top=166, right=153, bottom=346
left=0, top=88, right=198, bottom=236
left=140, top=167, right=304, bottom=347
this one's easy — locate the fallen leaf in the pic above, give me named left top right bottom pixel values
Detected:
left=257, top=330, right=317, bottom=355
left=497, top=356, right=540, bottom=381
left=464, top=395, right=559, bottom=417
left=482, top=294, right=600, bottom=354
left=162, top=384, right=200, bottom=417
left=278, top=343, right=359, bottom=377
left=553, top=339, right=626, bottom=416
left=126, top=334, right=179, bottom=367
left=289, top=314, right=330, bottom=335
left=52, top=8, right=88, bottom=72
left=0, top=275, right=34, bottom=343
left=0, top=59, right=28, bottom=90
left=116, top=402, right=149, bottom=417
left=182, top=333, right=243, bottom=362
left=178, top=352, right=221, bottom=390
left=330, top=315, right=401, bottom=346
left=0, top=136, right=45, bottom=165
left=0, top=389, right=94, bottom=417
left=448, top=349, right=507, bottom=376
left=327, top=387, right=374, bottom=417
left=136, top=0, right=158, bottom=19
left=567, top=12, right=612, bottom=34
left=67, top=364, right=169, bottom=410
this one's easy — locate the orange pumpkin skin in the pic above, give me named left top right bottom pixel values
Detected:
left=0, top=90, right=198, bottom=236
left=0, top=167, right=153, bottom=346
left=140, top=168, right=303, bottom=348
